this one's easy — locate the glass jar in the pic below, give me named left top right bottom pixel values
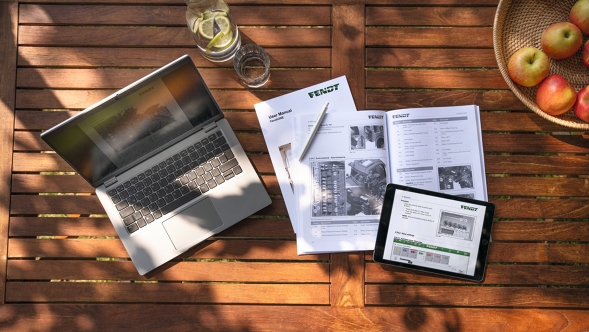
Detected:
left=185, top=0, right=241, bottom=62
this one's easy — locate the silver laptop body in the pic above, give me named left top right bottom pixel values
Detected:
left=41, top=55, right=271, bottom=275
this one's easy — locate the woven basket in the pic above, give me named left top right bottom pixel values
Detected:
left=494, top=0, right=589, bottom=130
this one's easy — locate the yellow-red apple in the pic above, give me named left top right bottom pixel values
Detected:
left=507, top=47, right=550, bottom=87
left=583, top=40, right=589, bottom=69
left=536, top=74, right=576, bottom=116
left=541, top=22, right=583, bottom=59
left=574, top=86, right=589, bottom=122
left=570, top=0, right=589, bottom=35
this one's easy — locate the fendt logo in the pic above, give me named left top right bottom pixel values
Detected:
left=308, top=83, right=339, bottom=98
left=461, top=205, right=478, bottom=211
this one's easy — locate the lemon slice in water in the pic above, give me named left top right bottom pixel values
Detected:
left=206, top=31, right=233, bottom=50
left=199, top=16, right=231, bottom=40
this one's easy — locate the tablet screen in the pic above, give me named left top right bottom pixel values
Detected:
left=374, top=184, right=494, bottom=280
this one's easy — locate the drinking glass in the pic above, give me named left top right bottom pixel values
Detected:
left=233, top=44, right=271, bottom=88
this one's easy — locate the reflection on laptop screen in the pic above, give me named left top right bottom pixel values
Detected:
left=43, top=60, right=221, bottom=185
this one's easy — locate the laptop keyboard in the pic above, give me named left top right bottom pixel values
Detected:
left=105, top=130, right=242, bottom=234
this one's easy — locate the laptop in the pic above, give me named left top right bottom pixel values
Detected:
left=41, top=55, right=271, bottom=275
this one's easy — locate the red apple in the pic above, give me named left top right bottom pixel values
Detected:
left=570, top=0, right=589, bottom=35
left=574, top=86, right=589, bottom=122
left=536, top=74, right=576, bottom=116
left=507, top=47, right=550, bottom=87
left=541, top=22, right=583, bottom=59
left=583, top=40, right=589, bottom=69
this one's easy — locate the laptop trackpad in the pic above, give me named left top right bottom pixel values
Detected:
left=163, top=198, right=224, bottom=250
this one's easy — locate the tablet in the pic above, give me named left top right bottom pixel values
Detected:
left=373, top=184, right=495, bottom=282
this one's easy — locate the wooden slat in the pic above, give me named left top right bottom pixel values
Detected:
left=366, top=285, right=589, bottom=308
left=8, top=238, right=324, bottom=260
left=18, top=26, right=331, bottom=47
left=482, top=134, right=589, bottom=154
left=9, top=217, right=116, bottom=237
left=19, top=4, right=187, bottom=26
left=366, top=27, right=493, bottom=48
left=366, top=6, right=496, bottom=26
left=366, top=69, right=508, bottom=89
left=330, top=252, right=364, bottom=308
left=491, top=198, right=589, bottom=219
left=15, top=130, right=589, bottom=154
left=479, top=112, right=586, bottom=132
left=8, top=260, right=329, bottom=282
left=12, top=174, right=93, bottom=193
left=332, top=4, right=365, bottom=110
left=1, top=305, right=589, bottom=332
left=365, top=263, right=589, bottom=285
left=11, top=174, right=281, bottom=195
left=10, top=195, right=288, bottom=216
left=492, top=221, right=589, bottom=242
left=484, top=155, right=589, bottom=175
left=329, top=4, right=366, bottom=308
left=16, top=89, right=115, bottom=109
left=0, top=0, right=18, bottom=307
left=17, top=68, right=332, bottom=89
left=367, top=90, right=526, bottom=111
left=486, top=177, right=589, bottom=197
left=487, top=243, right=589, bottom=264
left=15, top=89, right=285, bottom=110
left=6, top=282, right=329, bottom=304
left=15, top=110, right=78, bottom=130
left=366, top=48, right=498, bottom=68
left=18, top=47, right=332, bottom=68
left=8, top=216, right=294, bottom=238
left=19, top=5, right=332, bottom=26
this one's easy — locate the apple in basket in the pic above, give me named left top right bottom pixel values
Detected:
left=574, top=86, right=589, bottom=122
left=541, top=22, right=583, bottom=59
left=570, top=0, right=589, bottom=35
left=507, top=47, right=550, bottom=87
left=536, top=74, right=576, bottom=116
left=583, top=40, right=589, bottom=69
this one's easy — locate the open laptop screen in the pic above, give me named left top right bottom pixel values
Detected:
left=42, top=57, right=223, bottom=186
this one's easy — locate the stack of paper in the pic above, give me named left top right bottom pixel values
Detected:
left=255, top=80, right=487, bottom=256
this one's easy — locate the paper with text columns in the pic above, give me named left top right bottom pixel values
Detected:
left=254, top=76, right=356, bottom=232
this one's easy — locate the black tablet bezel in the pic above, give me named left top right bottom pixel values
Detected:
left=373, top=183, right=495, bottom=282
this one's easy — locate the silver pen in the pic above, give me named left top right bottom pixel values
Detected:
left=298, top=102, right=329, bottom=162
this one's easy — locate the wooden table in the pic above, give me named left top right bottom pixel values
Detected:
left=1, top=0, right=589, bottom=330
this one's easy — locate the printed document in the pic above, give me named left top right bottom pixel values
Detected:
left=254, top=76, right=357, bottom=232
left=293, top=105, right=487, bottom=254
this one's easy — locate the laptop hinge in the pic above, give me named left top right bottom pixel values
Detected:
left=204, top=122, right=218, bottom=133
left=104, top=177, right=118, bottom=188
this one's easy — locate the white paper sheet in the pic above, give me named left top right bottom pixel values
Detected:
left=254, top=76, right=357, bottom=232
left=293, top=111, right=388, bottom=254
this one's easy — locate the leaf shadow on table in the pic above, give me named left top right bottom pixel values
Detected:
left=2, top=189, right=294, bottom=330
left=4, top=8, right=347, bottom=328
left=373, top=263, right=465, bottom=331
